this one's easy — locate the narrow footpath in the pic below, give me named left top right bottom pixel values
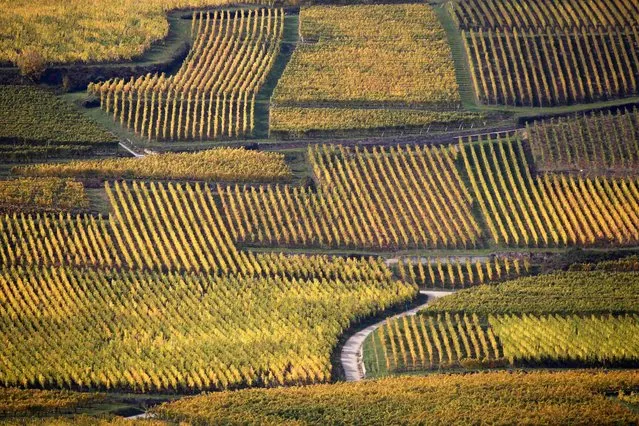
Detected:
left=340, top=290, right=454, bottom=382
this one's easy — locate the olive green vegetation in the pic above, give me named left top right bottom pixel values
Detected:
left=152, top=370, right=639, bottom=425
left=424, top=271, right=639, bottom=315
left=0, top=86, right=118, bottom=162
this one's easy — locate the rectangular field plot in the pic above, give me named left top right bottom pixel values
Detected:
left=461, top=136, right=639, bottom=247
left=365, top=312, right=639, bottom=375
left=395, top=255, right=531, bottom=290
left=364, top=313, right=504, bottom=375
left=270, top=107, right=484, bottom=138
left=527, top=108, right=639, bottom=175
left=0, top=86, right=118, bottom=161
left=220, top=144, right=481, bottom=250
left=452, top=0, right=639, bottom=106
left=273, top=4, right=460, bottom=107
left=491, top=313, right=639, bottom=366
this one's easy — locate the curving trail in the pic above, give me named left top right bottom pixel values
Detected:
left=340, top=290, right=454, bottom=382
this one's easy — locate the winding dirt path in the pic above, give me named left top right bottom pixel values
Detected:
left=340, top=290, right=454, bottom=382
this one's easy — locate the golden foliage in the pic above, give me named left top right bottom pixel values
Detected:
left=270, top=107, right=484, bottom=135
left=272, top=4, right=461, bottom=107
left=14, top=148, right=291, bottom=182
left=0, top=265, right=414, bottom=391
left=0, top=178, right=88, bottom=212
left=461, top=136, right=639, bottom=247
left=0, top=0, right=273, bottom=64
left=153, top=370, right=639, bottom=424
left=88, top=9, right=284, bottom=141
left=528, top=108, right=639, bottom=175
left=455, top=0, right=639, bottom=106
left=221, top=144, right=480, bottom=250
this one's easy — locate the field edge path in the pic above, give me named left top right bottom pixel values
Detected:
left=340, top=290, right=454, bottom=382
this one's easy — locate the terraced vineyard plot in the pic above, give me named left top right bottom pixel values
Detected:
left=364, top=313, right=503, bottom=375
left=366, top=271, right=639, bottom=374
left=0, top=0, right=274, bottom=64
left=89, top=9, right=283, bottom=141
left=270, top=4, right=477, bottom=135
left=0, top=178, right=88, bottom=212
left=107, top=180, right=393, bottom=275
left=106, top=180, right=248, bottom=273
left=0, top=86, right=118, bottom=161
left=452, top=0, right=639, bottom=106
left=0, top=265, right=414, bottom=391
left=527, top=108, right=639, bottom=175
left=274, top=5, right=459, bottom=106
left=13, top=148, right=292, bottom=183
left=366, top=312, right=639, bottom=374
left=396, top=255, right=531, bottom=289
left=270, top=107, right=485, bottom=137
left=0, top=213, right=121, bottom=269
left=452, top=0, right=639, bottom=30
left=491, top=313, right=639, bottom=366
left=425, top=271, right=639, bottom=315
left=462, top=136, right=639, bottom=247
left=153, top=371, right=639, bottom=425
left=1, top=180, right=394, bottom=284
left=221, top=144, right=481, bottom=250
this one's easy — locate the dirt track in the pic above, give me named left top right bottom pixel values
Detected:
left=340, top=290, right=454, bottom=381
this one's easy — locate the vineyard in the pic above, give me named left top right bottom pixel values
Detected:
left=0, top=180, right=397, bottom=279
left=425, top=271, right=639, bottom=315
left=152, top=371, right=639, bottom=424
left=526, top=107, right=639, bottom=175
left=273, top=5, right=460, bottom=106
left=365, top=269, right=639, bottom=374
left=1, top=0, right=639, bottom=420
left=0, top=178, right=88, bottom=212
left=0, top=86, right=118, bottom=161
left=106, top=180, right=259, bottom=272
left=0, top=388, right=103, bottom=416
left=0, top=0, right=275, bottom=64
left=0, top=212, right=120, bottom=269
left=270, top=107, right=485, bottom=137
left=13, top=148, right=291, bottom=183
left=395, top=255, right=531, bottom=289
left=453, top=0, right=639, bottom=106
left=0, top=265, right=413, bottom=391
left=461, top=136, right=639, bottom=247
left=221, top=144, right=480, bottom=250
left=366, top=311, right=639, bottom=373
left=269, top=4, right=471, bottom=135
left=89, top=8, right=283, bottom=141
left=364, top=313, right=503, bottom=373
left=491, top=313, right=639, bottom=366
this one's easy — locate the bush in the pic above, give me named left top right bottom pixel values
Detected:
left=16, top=48, right=47, bottom=81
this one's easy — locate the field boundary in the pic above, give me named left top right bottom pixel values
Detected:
left=433, top=0, right=479, bottom=109
left=254, top=10, right=300, bottom=138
